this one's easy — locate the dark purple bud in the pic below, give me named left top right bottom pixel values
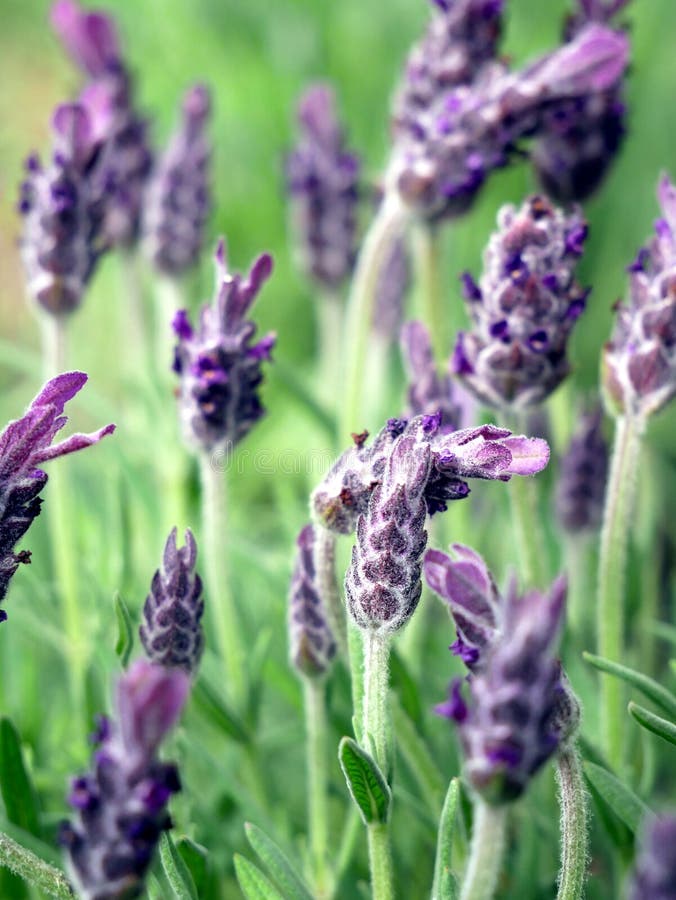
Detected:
left=555, top=405, right=608, bottom=532
left=139, top=528, right=205, bottom=674
left=288, top=525, right=337, bottom=677
left=401, top=320, right=460, bottom=429
left=628, top=814, right=676, bottom=900
left=173, top=239, right=275, bottom=453
left=435, top=679, right=469, bottom=722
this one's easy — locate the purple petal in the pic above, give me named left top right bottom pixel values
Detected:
left=501, top=436, right=550, bottom=476
left=32, top=423, right=115, bottom=464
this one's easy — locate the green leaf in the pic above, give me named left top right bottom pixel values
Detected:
left=244, top=822, right=313, bottom=900
left=0, top=831, right=73, bottom=898
left=0, top=719, right=41, bottom=838
left=338, top=737, right=391, bottom=825
left=582, top=761, right=650, bottom=834
left=192, top=678, right=250, bottom=745
left=432, top=779, right=460, bottom=900
left=159, top=833, right=198, bottom=900
left=583, top=652, right=676, bottom=719
left=113, top=591, right=134, bottom=668
left=234, top=854, right=285, bottom=900
left=175, top=837, right=208, bottom=896
left=629, top=702, right=676, bottom=746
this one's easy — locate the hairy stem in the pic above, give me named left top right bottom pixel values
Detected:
left=460, top=800, right=507, bottom=900
left=556, top=745, right=589, bottom=900
left=304, top=677, right=331, bottom=898
left=412, top=222, right=446, bottom=361
left=508, top=473, right=548, bottom=588
left=0, top=832, right=73, bottom=898
left=367, top=823, right=394, bottom=900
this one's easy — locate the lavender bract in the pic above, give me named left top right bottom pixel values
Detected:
left=453, top=194, right=589, bottom=409
left=0, top=373, right=115, bottom=618
left=143, top=84, right=211, bottom=276
left=288, top=524, right=337, bottom=678
left=139, top=528, right=204, bottom=675
left=603, top=175, right=676, bottom=420
left=555, top=405, right=608, bottom=532
left=401, top=320, right=459, bottom=428
left=59, top=660, right=189, bottom=900
left=286, top=84, right=360, bottom=290
left=173, top=239, right=275, bottom=454
left=627, top=814, right=676, bottom=900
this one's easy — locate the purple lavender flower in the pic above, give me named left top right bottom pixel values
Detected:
left=143, top=84, right=211, bottom=276
left=555, top=405, right=608, bottom=532
left=173, top=239, right=275, bottom=454
left=312, top=414, right=549, bottom=534
left=604, top=175, right=676, bottom=420
left=18, top=104, right=106, bottom=316
left=627, top=814, right=676, bottom=900
left=345, top=425, right=431, bottom=633
left=401, top=320, right=460, bottom=428
left=390, top=24, right=629, bottom=222
left=139, top=529, right=204, bottom=674
left=453, top=194, right=590, bottom=409
left=59, top=660, right=189, bottom=900
left=286, top=84, right=360, bottom=290
left=0, top=373, right=115, bottom=618
left=51, top=0, right=120, bottom=76
left=531, top=0, right=630, bottom=203
left=288, top=524, right=337, bottom=677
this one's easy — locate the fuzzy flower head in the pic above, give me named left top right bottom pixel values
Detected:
left=143, top=84, right=211, bottom=276
left=18, top=104, right=106, bottom=316
left=627, top=813, right=676, bottom=900
left=0, top=373, right=115, bottom=619
left=59, top=660, right=189, bottom=900
left=453, top=194, right=589, bottom=409
left=555, top=404, right=608, bottom=532
left=140, top=528, right=204, bottom=675
left=603, top=175, right=676, bottom=421
left=288, top=524, right=337, bottom=678
left=286, top=84, right=360, bottom=290
left=173, top=239, right=275, bottom=455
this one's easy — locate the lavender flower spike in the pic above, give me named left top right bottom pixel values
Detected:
left=286, top=84, right=360, bottom=290
left=140, top=528, right=204, bottom=674
left=173, top=238, right=275, bottom=454
left=0, top=372, right=115, bottom=618
left=346, top=425, right=431, bottom=633
left=401, top=320, right=460, bottom=429
left=288, top=524, right=337, bottom=678
left=59, top=660, right=189, bottom=900
left=555, top=405, right=608, bottom=532
left=51, top=0, right=120, bottom=77
left=603, top=174, right=676, bottom=420
left=143, top=84, right=211, bottom=276
left=453, top=195, right=590, bottom=409
left=627, top=814, right=676, bottom=900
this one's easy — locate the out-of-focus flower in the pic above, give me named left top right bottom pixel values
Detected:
left=0, top=373, right=115, bottom=618
left=18, top=104, right=106, bottom=316
left=140, top=528, right=204, bottom=674
left=372, top=231, right=410, bottom=341
left=59, top=660, right=189, bottom=900
left=627, top=814, right=676, bottom=900
left=51, top=0, right=120, bottom=76
left=286, top=84, right=360, bottom=291
left=173, top=239, right=275, bottom=454
left=555, top=405, right=608, bottom=532
left=288, top=524, right=337, bottom=677
left=401, top=320, right=459, bottom=428
left=453, top=194, right=589, bottom=409
left=603, top=175, right=676, bottom=420
left=143, top=84, right=211, bottom=276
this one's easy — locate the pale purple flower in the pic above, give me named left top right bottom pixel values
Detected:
left=627, top=814, right=676, bottom=900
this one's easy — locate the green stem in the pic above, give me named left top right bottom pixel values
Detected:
left=555, top=746, right=588, bottom=900
left=348, top=623, right=365, bottom=744
left=507, top=473, right=547, bottom=589
left=362, top=631, right=391, bottom=773
left=199, top=453, right=246, bottom=709
left=596, top=414, right=643, bottom=770
left=339, top=193, right=406, bottom=444
left=313, top=527, right=347, bottom=660
left=334, top=807, right=361, bottom=893
left=304, top=677, right=331, bottom=898
left=460, top=800, right=507, bottom=900
left=41, top=314, right=68, bottom=377
left=412, top=223, right=446, bottom=361
left=367, top=823, right=394, bottom=900
left=0, top=833, right=73, bottom=898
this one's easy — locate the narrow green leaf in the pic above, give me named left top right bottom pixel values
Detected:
left=192, top=678, right=250, bottom=745
left=113, top=591, right=134, bottom=668
left=432, top=779, right=460, bottom=900
left=0, top=831, right=73, bottom=898
left=159, top=833, right=198, bottom=900
left=582, top=761, right=650, bottom=834
left=0, top=719, right=42, bottom=838
left=338, top=737, right=391, bottom=825
left=175, top=837, right=208, bottom=895
left=629, top=702, right=676, bottom=746
left=649, top=620, right=676, bottom=646
left=583, top=652, right=676, bottom=719
left=391, top=696, right=444, bottom=818
left=234, top=854, right=285, bottom=900
left=244, top=822, right=313, bottom=900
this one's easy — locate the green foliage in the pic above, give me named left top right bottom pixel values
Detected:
left=244, top=822, right=314, bottom=900
left=160, top=833, right=199, bottom=900
left=234, top=854, right=285, bottom=900
left=628, top=702, right=676, bottom=747
left=583, top=762, right=651, bottom=835
left=338, top=737, right=391, bottom=825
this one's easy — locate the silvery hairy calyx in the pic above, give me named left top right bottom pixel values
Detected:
left=59, top=660, right=189, bottom=900
left=0, top=373, right=114, bottom=620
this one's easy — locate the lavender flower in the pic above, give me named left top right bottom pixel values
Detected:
left=401, top=320, right=459, bottom=428
left=390, top=24, right=629, bottom=222
left=288, top=524, right=337, bottom=678
left=173, top=239, right=275, bottom=454
left=627, top=814, right=676, bottom=900
left=59, top=660, right=189, bottom=900
left=345, top=426, right=431, bottom=633
left=603, top=175, right=676, bottom=420
left=18, top=104, right=106, bottom=316
left=143, top=84, right=211, bottom=276
left=555, top=405, right=608, bottom=532
left=51, top=0, right=120, bottom=77
left=453, top=194, right=590, bottom=409
left=0, top=373, right=115, bottom=618
left=312, top=414, right=549, bottom=534
left=286, top=84, right=360, bottom=290
left=139, top=529, right=204, bottom=674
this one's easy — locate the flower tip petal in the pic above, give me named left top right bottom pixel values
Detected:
left=504, top=436, right=550, bottom=476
